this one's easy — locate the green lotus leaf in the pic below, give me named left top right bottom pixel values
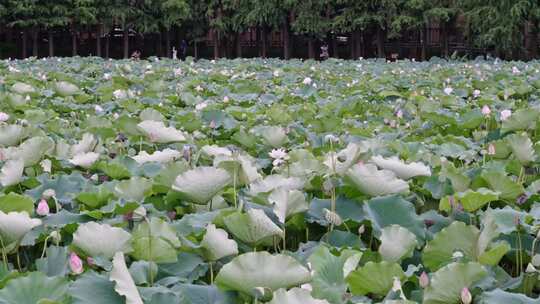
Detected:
left=0, top=272, right=69, bottom=304
left=130, top=217, right=181, bottom=263
left=114, top=177, right=153, bottom=202
left=70, top=133, right=97, bottom=156
left=139, top=108, right=164, bottom=122
left=137, top=120, right=186, bottom=143
left=0, top=211, right=41, bottom=246
left=439, top=188, right=499, bottom=212
left=224, top=209, right=283, bottom=246
left=110, top=252, right=144, bottom=304
left=481, top=171, right=524, bottom=200
left=215, top=154, right=262, bottom=185
left=215, top=252, right=311, bottom=296
left=54, top=81, right=79, bottom=96
left=439, top=161, right=470, bottom=193
left=131, top=148, right=181, bottom=165
left=268, top=188, right=308, bottom=223
left=3, top=136, right=54, bottom=166
left=324, top=143, right=365, bottom=175
left=201, top=224, right=238, bottom=261
left=364, top=195, right=426, bottom=240
left=69, top=271, right=124, bottom=304
left=378, top=225, right=418, bottom=262
left=345, top=164, right=409, bottom=197
left=35, top=246, right=69, bottom=277
left=248, top=174, right=304, bottom=196
left=423, top=262, right=487, bottom=304
left=128, top=261, right=158, bottom=285
left=171, top=166, right=231, bottom=204
left=501, top=108, right=539, bottom=133
left=0, top=124, right=25, bottom=147
left=346, top=261, right=405, bottom=296
left=269, top=288, right=330, bottom=304
left=11, top=82, right=35, bottom=95
left=258, top=126, right=288, bottom=148
left=72, top=222, right=132, bottom=259
left=423, top=219, right=509, bottom=270
left=478, top=289, right=540, bottom=304
left=70, top=152, right=100, bottom=168
left=0, top=159, right=24, bottom=187
left=506, top=132, right=536, bottom=165
left=370, top=155, right=431, bottom=180
left=0, top=193, right=34, bottom=214
left=308, top=246, right=362, bottom=304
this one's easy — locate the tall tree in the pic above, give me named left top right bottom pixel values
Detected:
left=68, top=0, right=97, bottom=56
left=463, top=0, right=539, bottom=59
left=289, top=0, right=332, bottom=59
left=7, top=0, right=39, bottom=57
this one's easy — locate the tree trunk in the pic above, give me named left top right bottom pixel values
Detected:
left=105, top=34, right=110, bottom=58
left=194, top=40, right=199, bottom=60
left=123, top=27, right=129, bottom=59
left=96, top=24, right=102, bottom=57
left=331, top=35, right=337, bottom=58
left=48, top=30, right=54, bottom=57
left=376, top=27, right=385, bottom=58
left=421, top=26, right=427, bottom=61
left=165, top=29, right=171, bottom=58
left=72, top=29, right=78, bottom=56
left=213, top=30, right=219, bottom=59
left=307, top=37, right=315, bottom=59
left=21, top=30, right=28, bottom=58
left=355, top=30, right=362, bottom=58
left=441, top=22, right=449, bottom=58
left=527, top=21, right=538, bottom=59
left=260, top=27, right=268, bottom=58
left=32, top=28, right=38, bottom=57
left=157, top=31, right=163, bottom=57
left=236, top=32, right=242, bottom=58
left=283, top=17, right=291, bottom=59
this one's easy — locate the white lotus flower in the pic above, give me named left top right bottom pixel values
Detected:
left=195, top=102, right=208, bottom=111
left=131, top=148, right=181, bottom=164
left=473, top=89, right=481, bottom=98
left=71, top=133, right=97, bottom=156
left=0, top=158, right=24, bottom=187
left=500, top=109, right=512, bottom=121
left=443, top=87, right=453, bottom=95
left=0, top=211, right=41, bottom=244
left=268, top=148, right=288, bottom=160
left=103, top=73, right=111, bottom=80
left=303, top=77, right=312, bottom=85
left=113, top=89, right=128, bottom=100
left=95, top=105, right=104, bottom=113
left=137, top=120, right=186, bottom=143
left=174, top=68, right=182, bottom=76
left=70, top=152, right=100, bottom=168
left=0, top=112, right=9, bottom=122
left=72, top=222, right=132, bottom=259
left=512, top=66, right=520, bottom=74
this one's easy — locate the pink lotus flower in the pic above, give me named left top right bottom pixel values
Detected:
left=481, top=105, right=491, bottom=116
left=461, top=287, right=472, bottom=304
left=36, top=199, right=50, bottom=216
left=500, top=109, right=512, bottom=121
left=419, top=271, right=429, bottom=288
left=488, top=144, right=496, bottom=155
left=69, top=252, right=84, bottom=274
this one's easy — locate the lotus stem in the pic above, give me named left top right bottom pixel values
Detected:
left=0, top=236, right=8, bottom=271
left=40, top=236, right=51, bottom=259
left=233, top=166, right=238, bottom=209
left=209, top=262, right=214, bottom=284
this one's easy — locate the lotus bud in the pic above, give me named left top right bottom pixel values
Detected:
left=167, top=211, right=176, bottom=221
left=303, top=77, right=312, bottom=85
left=223, top=96, right=229, bottom=103
left=209, top=120, right=216, bottom=129
left=481, top=105, right=491, bottom=116
left=40, top=159, right=52, bottom=173
left=132, top=205, right=146, bottom=221
left=452, top=251, right=464, bottom=260
left=473, top=89, right=481, bottom=98
left=323, top=208, right=342, bottom=226
left=487, top=144, right=496, bottom=155
left=42, top=189, right=56, bottom=199
left=358, top=225, right=365, bottom=235
left=0, top=112, right=9, bottom=122
left=396, top=109, right=403, bottom=118
left=419, top=271, right=429, bottom=288
left=94, top=105, right=104, bottom=114
left=526, top=263, right=536, bottom=273
left=49, top=230, right=61, bottom=244
left=391, top=277, right=402, bottom=292
left=182, top=145, right=191, bottom=162
left=460, top=287, right=472, bottom=304
left=69, top=252, right=84, bottom=274
left=86, top=257, right=95, bottom=266
left=443, top=87, right=453, bottom=95
left=36, top=199, right=50, bottom=216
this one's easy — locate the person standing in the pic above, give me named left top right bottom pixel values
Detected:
left=179, top=40, right=187, bottom=60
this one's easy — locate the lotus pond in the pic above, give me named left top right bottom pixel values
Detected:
left=1, top=57, right=540, bottom=303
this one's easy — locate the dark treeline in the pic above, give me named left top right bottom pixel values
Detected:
left=0, top=0, right=539, bottom=61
